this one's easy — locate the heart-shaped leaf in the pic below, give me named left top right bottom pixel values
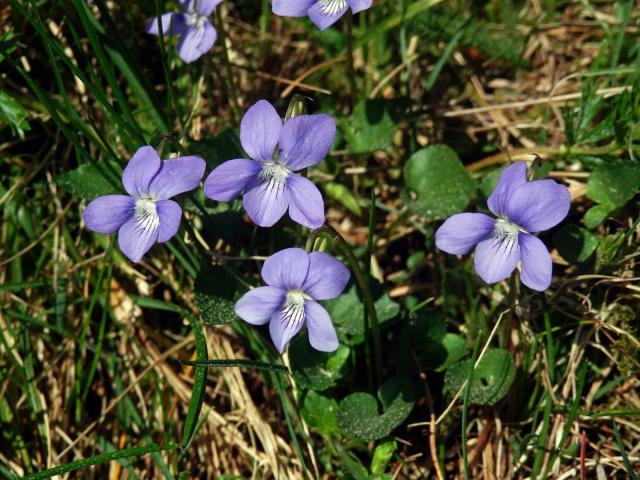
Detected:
left=323, top=284, right=400, bottom=340
left=444, top=348, right=515, bottom=406
left=341, top=99, right=407, bottom=154
left=337, top=377, right=416, bottom=442
left=403, top=145, right=476, bottom=220
left=301, top=391, right=341, bottom=437
left=56, top=161, right=122, bottom=201
left=397, top=312, right=467, bottom=372
left=553, top=225, right=598, bottom=263
left=194, top=262, right=242, bottom=325
left=189, top=129, right=244, bottom=169
left=587, top=160, right=640, bottom=209
left=289, top=333, right=350, bottom=391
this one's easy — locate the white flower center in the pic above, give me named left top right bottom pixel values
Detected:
left=318, top=0, right=348, bottom=15
left=258, top=160, right=290, bottom=194
left=493, top=217, right=521, bottom=253
left=185, top=12, right=207, bottom=30
left=134, top=197, right=160, bottom=233
left=281, top=289, right=311, bottom=329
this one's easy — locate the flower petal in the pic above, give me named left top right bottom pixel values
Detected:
left=240, top=100, right=283, bottom=162
left=146, top=13, right=188, bottom=35
left=122, top=146, right=162, bottom=197
left=473, top=237, right=521, bottom=285
left=349, top=0, right=373, bottom=13
left=204, top=159, right=261, bottom=201
left=487, top=162, right=527, bottom=216
left=261, top=248, right=310, bottom=290
left=519, top=233, right=552, bottom=291
left=504, top=179, right=571, bottom=232
left=243, top=177, right=290, bottom=227
left=117, top=211, right=160, bottom=263
left=302, top=252, right=350, bottom=300
left=286, top=174, right=325, bottom=229
left=156, top=199, right=182, bottom=243
left=307, top=2, right=348, bottom=30
left=272, top=0, right=315, bottom=16
left=435, top=213, right=495, bottom=255
left=305, top=301, right=339, bottom=352
left=196, top=21, right=216, bottom=54
left=235, top=286, right=286, bottom=325
left=84, top=195, right=134, bottom=234
left=279, top=114, right=336, bottom=170
left=176, top=26, right=205, bottom=63
left=197, top=0, right=222, bottom=15
left=269, top=308, right=305, bottom=354
left=148, top=156, right=206, bottom=200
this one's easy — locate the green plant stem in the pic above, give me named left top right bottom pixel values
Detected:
left=501, top=274, right=518, bottom=350
left=345, top=12, right=357, bottom=112
left=213, top=10, right=241, bottom=123
left=306, top=225, right=382, bottom=387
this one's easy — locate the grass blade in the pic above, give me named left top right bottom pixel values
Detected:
left=21, top=444, right=178, bottom=480
left=181, top=312, right=208, bottom=449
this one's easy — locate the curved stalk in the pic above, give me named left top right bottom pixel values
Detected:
left=306, top=225, right=382, bottom=387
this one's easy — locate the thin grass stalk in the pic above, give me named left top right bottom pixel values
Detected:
left=462, top=335, right=482, bottom=480
left=213, top=10, right=242, bottom=122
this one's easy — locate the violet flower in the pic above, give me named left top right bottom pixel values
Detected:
left=272, top=0, right=373, bottom=31
left=146, top=0, right=221, bottom=63
left=435, top=162, right=571, bottom=291
left=235, top=248, right=350, bottom=353
left=83, top=146, right=205, bottom=263
left=204, top=100, right=335, bottom=229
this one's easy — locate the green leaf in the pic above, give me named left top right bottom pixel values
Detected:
left=583, top=204, right=614, bottom=229
left=0, top=90, right=30, bottom=138
left=337, top=377, right=416, bottom=442
left=371, top=440, right=398, bottom=474
left=404, top=145, right=475, bottom=220
left=323, top=284, right=400, bottom=339
left=324, top=182, right=362, bottom=216
left=301, top=391, right=341, bottom=437
left=398, top=312, right=466, bottom=372
left=444, top=348, right=515, bottom=406
left=182, top=313, right=208, bottom=448
left=189, top=129, right=244, bottom=169
left=56, top=161, right=122, bottom=201
left=552, top=225, right=598, bottom=263
left=194, top=263, right=242, bottom=325
left=587, top=161, right=640, bottom=208
left=341, top=99, right=407, bottom=154
left=438, top=334, right=468, bottom=372
left=289, top=333, right=350, bottom=391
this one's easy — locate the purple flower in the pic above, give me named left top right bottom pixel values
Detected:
left=146, top=0, right=221, bottom=63
left=235, top=248, right=350, bottom=353
left=204, top=100, right=335, bottom=229
left=83, top=146, right=205, bottom=263
left=272, top=0, right=373, bottom=31
left=435, top=162, right=571, bottom=291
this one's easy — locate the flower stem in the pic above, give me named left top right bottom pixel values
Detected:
left=500, top=273, right=518, bottom=351
left=345, top=12, right=357, bottom=112
left=306, top=225, right=382, bottom=388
